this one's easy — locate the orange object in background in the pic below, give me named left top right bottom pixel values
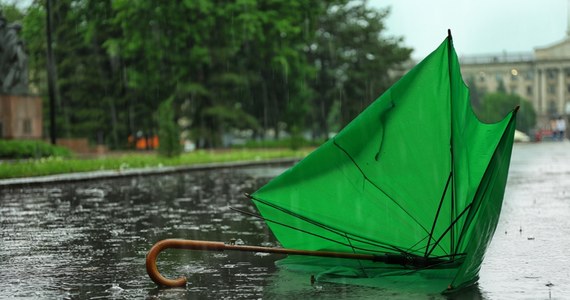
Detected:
left=129, top=135, right=159, bottom=150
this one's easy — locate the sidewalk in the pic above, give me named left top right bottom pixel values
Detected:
left=0, top=157, right=298, bottom=188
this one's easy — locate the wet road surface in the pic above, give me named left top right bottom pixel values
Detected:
left=0, top=142, right=568, bottom=299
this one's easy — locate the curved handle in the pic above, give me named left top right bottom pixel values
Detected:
left=146, top=239, right=227, bottom=287
left=146, top=239, right=187, bottom=287
left=146, top=238, right=453, bottom=287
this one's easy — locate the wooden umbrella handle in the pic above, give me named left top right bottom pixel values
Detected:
left=146, top=239, right=452, bottom=287
left=146, top=239, right=226, bottom=287
left=146, top=238, right=378, bottom=287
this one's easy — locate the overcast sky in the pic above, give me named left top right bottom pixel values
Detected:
left=369, top=0, right=569, bottom=60
left=5, top=0, right=568, bottom=60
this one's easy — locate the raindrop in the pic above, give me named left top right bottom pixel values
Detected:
left=105, top=283, right=124, bottom=294
left=221, top=264, right=237, bottom=269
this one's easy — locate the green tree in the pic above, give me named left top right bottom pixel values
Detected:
left=20, top=3, right=46, bottom=96
left=0, top=2, right=24, bottom=22
left=496, top=79, right=507, bottom=93
left=465, top=75, right=484, bottom=111
left=157, top=97, right=181, bottom=157
left=112, top=0, right=264, bottom=148
left=15, top=0, right=411, bottom=150
left=307, top=1, right=411, bottom=138
left=237, top=0, right=320, bottom=142
left=20, top=0, right=126, bottom=148
left=476, top=92, right=536, bottom=133
left=111, top=0, right=185, bottom=145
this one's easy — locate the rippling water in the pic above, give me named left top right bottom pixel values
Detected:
left=0, top=143, right=569, bottom=299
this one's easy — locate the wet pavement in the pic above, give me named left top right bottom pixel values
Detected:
left=0, top=142, right=569, bottom=299
left=477, top=142, right=570, bottom=299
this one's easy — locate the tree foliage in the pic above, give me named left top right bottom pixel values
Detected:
left=476, top=92, right=536, bottom=133
left=7, top=0, right=411, bottom=149
left=307, top=2, right=411, bottom=138
left=157, top=97, right=182, bottom=157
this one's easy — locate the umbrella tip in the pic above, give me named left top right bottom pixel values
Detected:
left=514, top=105, right=520, bottom=113
left=447, top=29, right=452, bottom=39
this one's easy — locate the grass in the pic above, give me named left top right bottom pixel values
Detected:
left=0, top=148, right=313, bottom=180
left=237, top=137, right=325, bottom=149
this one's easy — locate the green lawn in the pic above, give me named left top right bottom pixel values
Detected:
left=0, top=148, right=312, bottom=179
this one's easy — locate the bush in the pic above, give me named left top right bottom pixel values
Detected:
left=157, top=98, right=182, bottom=157
left=0, top=140, right=72, bottom=159
left=476, top=92, right=536, bottom=133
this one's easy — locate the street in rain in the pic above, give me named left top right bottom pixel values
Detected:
left=1, top=0, right=570, bottom=299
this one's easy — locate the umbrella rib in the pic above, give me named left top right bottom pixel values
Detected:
left=406, top=235, right=449, bottom=256
left=447, top=31, right=457, bottom=257
left=248, top=195, right=406, bottom=253
left=452, top=178, right=492, bottom=258
left=332, top=140, right=432, bottom=237
left=231, top=206, right=395, bottom=255
left=345, top=232, right=370, bottom=277
left=250, top=196, right=404, bottom=253
left=404, top=235, right=430, bottom=253
left=424, top=171, right=453, bottom=257
left=425, top=202, right=472, bottom=257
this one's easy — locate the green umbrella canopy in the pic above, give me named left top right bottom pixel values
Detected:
left=250, top=33, right=517, bottom=292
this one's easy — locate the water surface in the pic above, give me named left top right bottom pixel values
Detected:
left=0, top=143, right=568, bottom=299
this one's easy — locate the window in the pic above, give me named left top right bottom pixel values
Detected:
left=527, top=86, right=533, bottom=96
left=549, top=85, right=557, bottom=94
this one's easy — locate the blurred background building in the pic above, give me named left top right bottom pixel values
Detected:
left=460, top=26, right=570, bottom=129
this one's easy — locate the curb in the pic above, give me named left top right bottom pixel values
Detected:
left=0, top=157, right=299, bottom=188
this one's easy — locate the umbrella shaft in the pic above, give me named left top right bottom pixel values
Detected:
left=146, top=239, right=452, bottom=287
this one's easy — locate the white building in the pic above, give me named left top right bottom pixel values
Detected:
left=460, top=32, right=570, bottom=130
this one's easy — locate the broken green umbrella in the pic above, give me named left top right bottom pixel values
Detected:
left=250, top=33, right=518, bottom=292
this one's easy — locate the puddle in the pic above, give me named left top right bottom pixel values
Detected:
left=1, top=144, right=569, bottom=298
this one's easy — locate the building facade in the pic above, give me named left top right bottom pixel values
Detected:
left=0, top=95, right=43, bottom=139
left=460, top=37, right=570, bottom=130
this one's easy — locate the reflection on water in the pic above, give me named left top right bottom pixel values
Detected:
left=477, top=142, right=570, bottom=299
left=1, top=166, right=283, bottom=299
left=0, top=143, right=569, bottom=299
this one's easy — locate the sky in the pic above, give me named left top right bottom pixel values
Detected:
left=5, top=0, right=568, bottom=60
left=369, top=0, right=569, bottom=60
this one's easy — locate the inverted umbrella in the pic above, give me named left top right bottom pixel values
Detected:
left=147, top=31, right=518, bottom=293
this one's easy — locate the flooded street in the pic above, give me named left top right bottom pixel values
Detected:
left=1, top=143, right=569, bottom=299
left=478, top=142, right=570, bottom=299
